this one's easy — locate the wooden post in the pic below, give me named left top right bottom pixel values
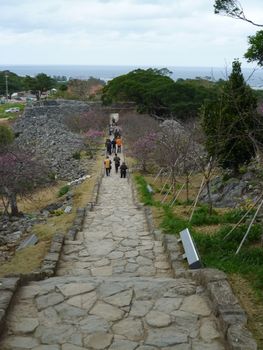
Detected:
left=235, top=198, right=263, bottom=255
left=224, top=196, right=262, bottom=240
left=153, top=168, right=163, bottom=184
left=160, top=170, right=172, bottom=195
left=189, top=176, right=205, bottom=222
left=161, top=184, right=173, bottom=203
left=170, top=183, right=185, bottom=207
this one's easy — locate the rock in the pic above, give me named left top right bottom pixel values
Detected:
left=112, top=318, right=144, bottom=341
left=3, top=336, right=39, bottom=349
left=90, top=302, right=124, bottom=321
left=11, top=317, right=39, bottom=333
left=83, top=332, right=113, bottom=349
left=145, top=310, right=171, bottom=327
left=79, top=316, right=110, bottom=334
left=36, top=292, right=64, bottom=310
left=180, top=295, right=211, bottom=316
left=104, top=289, right=133, bottom=307
left=145, top=327, right=188, bottom=347
left=58, top=283, right=95, bottom=297
left=109, top=340, right=138, bottom=350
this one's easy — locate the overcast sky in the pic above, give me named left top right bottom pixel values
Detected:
left=0, top=0, right=262, bottom=67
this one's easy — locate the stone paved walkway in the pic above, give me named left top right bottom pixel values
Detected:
left=0, top=154, right=226, bottom=350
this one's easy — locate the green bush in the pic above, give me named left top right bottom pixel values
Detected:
left=58, top=185, right=70, bottom=197
left=72, top=151, right=81, bottom=160
left=0, top=125, right=14, bottom=147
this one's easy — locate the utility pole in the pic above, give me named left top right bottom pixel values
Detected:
left=5, top=74, right=8, bottom=101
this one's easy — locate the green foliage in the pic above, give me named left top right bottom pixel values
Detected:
left=245, top=30, right=263, bottom=66
left=102, top=68, right=219, bottom=121
left=25, top=73, right=55, bottom=100
left=134, top=175, right=155, bottom=206
left=214, top=0, right=243, bottom=18
left=191, top=205, right=248, bottom=226
left=201, top=60, right=259, bottom=173
left=0, top=71, right=26, bottom=97
left=161, top=206, right=191, bottom=233
left=51, top=209, right=64, bottom=216
left=0, top=125, right=14, bottom=149
left=58, top=185, right=70, bottom=197
left=72, top=151, right=81, bottom=159
left=159, top=205, right=263, bottom=295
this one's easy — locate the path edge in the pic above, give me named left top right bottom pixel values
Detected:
left=0, top=167, right=104, bottom=338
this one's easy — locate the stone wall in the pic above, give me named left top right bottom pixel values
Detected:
left=13, top=100, right=95, bottom=180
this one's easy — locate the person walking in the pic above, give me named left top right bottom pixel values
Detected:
left=116, top=137, right=122, bottom=153
left=104, top=156, right=112, bottom=176
left=105, top=138, right=112, bottom=155
left=113, top=153, right=121, bottom=173
left=120, top=161, right=128, bottom=178
left=111, top=138, right=116, bottom=154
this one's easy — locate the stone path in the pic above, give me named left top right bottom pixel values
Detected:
left=0, top=154, right=226, bottom=350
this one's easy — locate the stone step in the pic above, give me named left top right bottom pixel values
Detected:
left=0, top=275, right=225, bottom=350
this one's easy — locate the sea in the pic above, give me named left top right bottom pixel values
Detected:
left=1, top=65, right=263, bottom=89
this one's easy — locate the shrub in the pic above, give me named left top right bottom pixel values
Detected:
left=72, top=151, right=81, bottom=160
left=58, top=185, right=70, bottom=197
left=0, top=125, right=14, bottom=148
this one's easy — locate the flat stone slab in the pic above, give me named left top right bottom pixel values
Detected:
left=0, top=276, right=225, bottom=349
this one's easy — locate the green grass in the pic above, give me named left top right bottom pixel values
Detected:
left=190, top=205, right=250, bottom=226
left=0, top=102, right=25, bottom=119
left=58, top=185, right=70, bottom=197
left=134, top=175, right=155, bottom=206
left=160, top=206, right=263, bottom=296
left=135, top=175, right=263, bottom=296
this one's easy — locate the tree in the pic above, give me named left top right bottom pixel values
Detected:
left=67, top=78, right=105, bottom=100
left=0, top=70, right=25, bottom=97
left=102, top=68, right=218, bottom=121
left=214, top=0, right=263, bottom=27
left=83, top=129, right=104, bottom=158
left=214, top=1, right=263, bottom=67
left=202, top=60, right=259, bottom=173
left=245, top=30, right=263, bottom=66
left=0, top=125, right=14, bottom=150
left=25, top=73, right=55, bottom=100
left=132, top=132, right=157, bottom=172
left=65, top=110, right=108, bottom=134
left=0, top=149, right=50, bottom=216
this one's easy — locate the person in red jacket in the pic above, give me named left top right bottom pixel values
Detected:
left=116, top=137, right=122, bottom=153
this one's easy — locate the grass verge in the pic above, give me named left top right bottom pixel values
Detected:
left=0, top=154, right=103, bottom=277
left=134, top=172, right=263, bottom=349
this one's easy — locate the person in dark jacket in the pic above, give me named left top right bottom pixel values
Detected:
left=120, top=162, right=128, bottom=178
left=105, top=138, right=112, bottom=155
left=111, top=138, right=116, bottom=154
left=113, top=153, right=121, bottom=173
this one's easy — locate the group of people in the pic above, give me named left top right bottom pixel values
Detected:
left=105, top=136, right=123, bottom=155
left=104, top=122, right=128, bottom=178
left=104, top=155, right=128, bottom=178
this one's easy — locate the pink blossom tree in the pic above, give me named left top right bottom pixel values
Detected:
left=132, top=132, right=158, bottom=172
left=0, top=149, right=50, bottom=216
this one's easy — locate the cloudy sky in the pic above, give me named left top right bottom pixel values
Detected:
left=0, top=0, right=262, bottom=67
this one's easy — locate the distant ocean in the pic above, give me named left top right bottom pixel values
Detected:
left=1, top=65, right=263, bottom=89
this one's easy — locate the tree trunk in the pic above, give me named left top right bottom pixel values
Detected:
left=10, top=193, right=19, bottom=216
